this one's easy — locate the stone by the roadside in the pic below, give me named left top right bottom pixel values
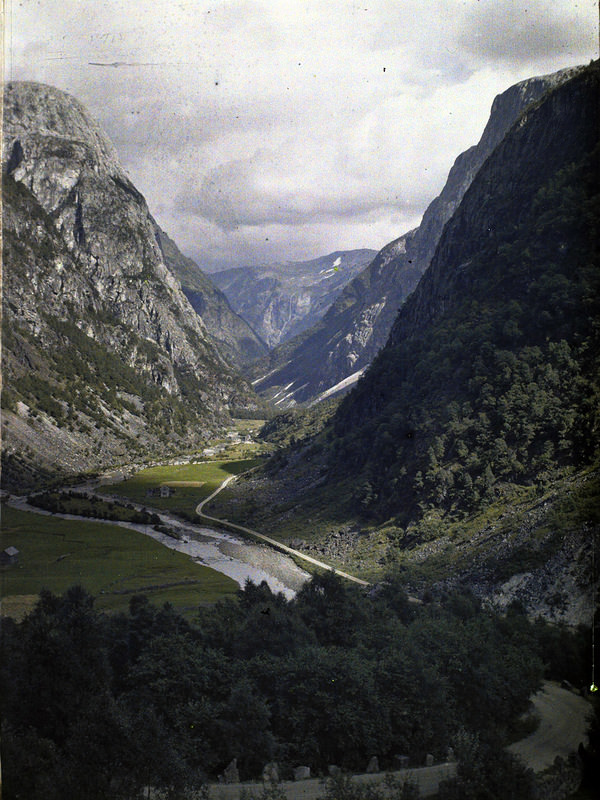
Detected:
left=224, top=758, right=239, bottom=783
left=294, top=766, right=311, bottom=781
left=328, top=765, right=341, bottom=777
left=262, top=762, right=279, bottom=783
left=366, top=756, right=379, bottom=773
left=425, top=754, right=434, bottom=767
left=395, top=755, right=409, bottom=769
left=446, top=747, right=455, bottom=762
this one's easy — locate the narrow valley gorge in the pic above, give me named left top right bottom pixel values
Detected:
left=1, top=32, right=599, bottom=800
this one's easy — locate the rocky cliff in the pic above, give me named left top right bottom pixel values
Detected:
left=1, top=81, right=259, bottom=489
left=152, top=225, right=268, bottom=367
left=252, top=66, right=583, bottom=406
left=211, top=249, right=376, bottom=349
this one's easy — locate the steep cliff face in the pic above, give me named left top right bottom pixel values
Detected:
left=152, top=225, right=268, bottom=367
left=211, top=250, right=377, bottom=349
left=1, top=81, right=258, bottom=489
left=252, top=66, right=583, bottom=406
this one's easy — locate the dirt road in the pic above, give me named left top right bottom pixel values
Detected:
left=196, top=476, right=371, bottom=587
left=507, top=681, right=593, bottom=772
left=207, top=764, right=457, bottom=800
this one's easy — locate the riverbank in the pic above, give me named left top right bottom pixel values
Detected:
left=4, top=491, right=310, bottom=603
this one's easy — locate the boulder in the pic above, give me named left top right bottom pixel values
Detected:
left=262, top=762, right=279, bottom=783
left=425, top=754, right=434, bottom=767
left=224, top=758, right=239, bottom=783
left=294, top=766, right=311, bottom=781
left=366, top=756, right=379, bottom=773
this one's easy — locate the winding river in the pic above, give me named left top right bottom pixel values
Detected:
left=7, top=470, right=311, bottom=599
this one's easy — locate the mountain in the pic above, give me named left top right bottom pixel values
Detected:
left=211, top=249, right=376, bottom=349
left=152, top=225, right=268, bottom=367
left=209, top=62, right=599, bottom=622
left=251, top=66, right=584, bottom=407
left=1, top=81, right=260, bottom=490
left=331, top=61, right=599, bottom=520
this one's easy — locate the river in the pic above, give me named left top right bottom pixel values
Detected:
left=7, top=475, right=310, bottom=600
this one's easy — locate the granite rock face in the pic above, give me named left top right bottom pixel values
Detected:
left=2, top=81, right=258, bottom=488
left=153, top=224, right=269, bottom=368
left=252, top=67, right=583, bottom=407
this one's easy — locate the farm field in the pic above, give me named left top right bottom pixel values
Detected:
left=105, top=458, right=262, bottom=516
left=0, top=504, right=238, bottom=619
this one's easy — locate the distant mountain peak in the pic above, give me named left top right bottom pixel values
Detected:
left=211, top=249, right=377, bottom=349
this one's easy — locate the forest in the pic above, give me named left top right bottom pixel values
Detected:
left=1, top=575, right=595, bottom=800
left=327, top=131, right=599, bottom=527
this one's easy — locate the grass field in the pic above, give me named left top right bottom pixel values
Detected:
left=0, top=504, right=238, bottom=619
left=105, top=458, right=261, bottom=516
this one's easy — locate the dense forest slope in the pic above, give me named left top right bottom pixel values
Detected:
left=1, top=82, right=260, bottom=489
left=210, top=63, right=600, bottom=621
left=4, top=580, right=590, bottom=798
left=331, top=62, right=599, bottom=521
left=251, top=66, right=583, bottom=406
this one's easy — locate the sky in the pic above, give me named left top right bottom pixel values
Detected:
left=4, top=0, right=598, bottom=270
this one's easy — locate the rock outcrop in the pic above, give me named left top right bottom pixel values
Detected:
left=1, top=81, right=259, bottom=489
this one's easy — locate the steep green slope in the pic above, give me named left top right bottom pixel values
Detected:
left=331, top=63, right=599, bottom=523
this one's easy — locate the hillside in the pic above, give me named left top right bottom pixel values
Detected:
left=211, top=249, right=376, bottom=349
left=333, top=62, right=599, bottom=519
left=1, top=81, right=260, bottom=490
left=154, top=225, right=268, bottom=367
left=250, top=66, right=584, bottom=407
left=208, top=62, right=600, bottom=622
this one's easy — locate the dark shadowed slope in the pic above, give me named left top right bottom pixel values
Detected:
left=251, top=66, right=584, bottom=407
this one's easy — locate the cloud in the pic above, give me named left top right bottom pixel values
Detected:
left=456, top=0, right=597, bottom=67
left=172, top=67, right=505, bottom=236
left=6, top=0, right=598, bottom=266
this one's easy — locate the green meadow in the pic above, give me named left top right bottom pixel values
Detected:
left=0, top=504, right=238, bottom=619
left=105, top=458, right=261, bottom=516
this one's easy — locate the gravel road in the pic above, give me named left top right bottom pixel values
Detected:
left=206, top=764, right=457, bottom=800
left=507, top=681, right=593, bottom=772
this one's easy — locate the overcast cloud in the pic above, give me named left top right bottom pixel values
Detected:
left=5, top=0, right=598, bottom=269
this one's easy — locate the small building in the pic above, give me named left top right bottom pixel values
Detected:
left=1, top=546, right=20, bottom=566
left=160, top=485, right=175, bottom=498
